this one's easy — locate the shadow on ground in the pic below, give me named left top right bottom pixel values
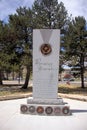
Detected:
left=71, top=109, right=87, bottom=113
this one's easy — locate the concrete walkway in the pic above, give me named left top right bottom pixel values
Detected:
left=0, top=98, right=87, bottom=130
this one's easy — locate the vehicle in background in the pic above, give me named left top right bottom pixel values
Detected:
left=63, top=78, right=75, bottom=81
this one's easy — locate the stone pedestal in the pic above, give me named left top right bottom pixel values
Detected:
left=21, top=97, right=71, bottom=116
left=27, top=97, right=64, bottom=105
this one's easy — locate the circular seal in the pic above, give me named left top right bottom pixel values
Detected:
left=40, top=44, right=52, bottom=55
left=37, top=106, right=44, bottom=114
left=45, top=107, right=53, bottom=115
left=20, top=105, right=28, bottom=113
left=29, top=106, right=35, bottom=113
left=62, top=107, right=70, bottom=115
left=54, top=107, right=61, bottom=115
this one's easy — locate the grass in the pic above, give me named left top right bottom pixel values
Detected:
left=59, top=83, right=87, bottom=96
left=0, top=84, right=32, bottom=97
left=0, top=82, right=87, bottom=98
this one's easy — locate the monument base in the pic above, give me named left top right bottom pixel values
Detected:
left=20, top=97, right=71, bottom=116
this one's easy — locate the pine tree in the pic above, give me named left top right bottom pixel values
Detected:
left=32, top=0, right=69, bottom=30
left=0, top=20, right=18, bottom=84
left=9, top=7, right=32, bottom=89
left=32, top=0, right=70, bottom=80
left=64, top=16, right=87, bottom=88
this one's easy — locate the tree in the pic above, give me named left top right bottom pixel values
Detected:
left=9, top=7, right=32, bottom=89
left=64, top=16, right=87, bottom=88
left=0, top=20, right=4, bottom=85
left=8, top=1, right=69, bottom=89
left=32, top=0, right=70, bottom=80
left=0, top=13, right=23, bottom=84
left=32, top=0, right=69, bottom=30
left=0, top=20, right=20, bottom=85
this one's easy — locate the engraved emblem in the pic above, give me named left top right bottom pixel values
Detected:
left=40, top=43, right=52, bottom=55
left=37, top=106, right=44, bottom=114
left=45, top=107, right=53, bottom=114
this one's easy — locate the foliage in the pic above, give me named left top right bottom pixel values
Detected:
left=64, top=16, right=87, bottom=88
left=32, top=0, right=70, bottom=75
left=0, top=20, right=19, bottom=84
left=32, top=0, right=69, bottom=30
left=1, top=0, right=86, bottom=91
left=9, top=7, right=32, bottom=88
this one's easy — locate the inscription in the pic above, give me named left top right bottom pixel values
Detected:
left=35, top=58, right=54, bottom=71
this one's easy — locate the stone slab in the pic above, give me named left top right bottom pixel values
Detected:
left=27, top=96, right=65, bottom=105
left=33, top=29, right=60, bottom=99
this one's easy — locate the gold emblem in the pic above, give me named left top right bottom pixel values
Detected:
left=40, top=44, right=52, bottom=55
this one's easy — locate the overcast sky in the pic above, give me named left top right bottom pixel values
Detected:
left=0, top=0, right=87, bottom=22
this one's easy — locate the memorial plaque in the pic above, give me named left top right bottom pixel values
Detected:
left=33, top=29, right=60, bottom=99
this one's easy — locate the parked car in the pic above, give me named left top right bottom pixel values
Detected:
left=63, top=78, right=75, bottom=81
left=69, top=78, right=75, bottom=81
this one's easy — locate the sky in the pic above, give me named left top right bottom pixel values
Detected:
left=0, top=0, right=87, bottom=22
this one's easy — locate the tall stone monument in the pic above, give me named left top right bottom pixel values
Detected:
left=20, top=29, right=71, bottom=116
left=33, top=29, right=59, bottom=99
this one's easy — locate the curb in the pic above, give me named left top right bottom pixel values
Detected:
left=0, top=93, right=87, bottom=102
left=0, top=94, right=31, bottom=101
left=59, top=93, right=87, bottom=102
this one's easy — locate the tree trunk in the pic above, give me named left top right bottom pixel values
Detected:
left=0, top=69, right=3, bottom=85
left=6, top=72, right=9, bottom=80
left=80, top=54, right=85, bottom=88
left=12, top=70, right=15, bottom=80
left=22, top=65, right=30, bottom=89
